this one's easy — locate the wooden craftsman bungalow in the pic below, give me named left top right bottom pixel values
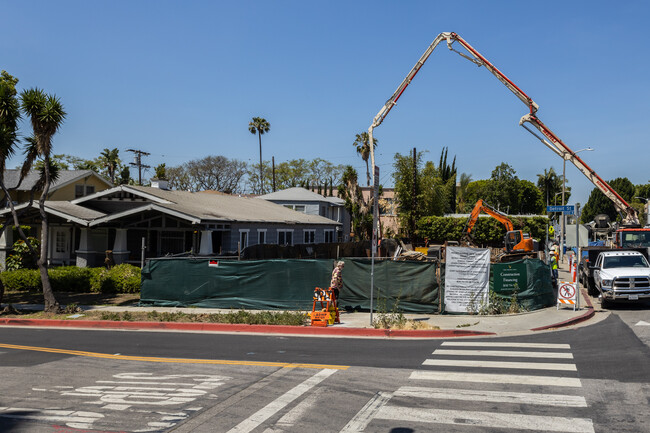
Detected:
left=0, top=182, right=341, bottom=269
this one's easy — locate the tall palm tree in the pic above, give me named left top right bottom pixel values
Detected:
left=248, top=117, right=270, bottom=194
left=20, top=88, right=66, bottom=313
left=536, top=167, right=560, bottom=207
left=352, top=132, right=378, bottom=186
left=100, top=147, right=120, bottom=183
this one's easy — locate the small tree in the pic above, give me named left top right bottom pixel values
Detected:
left=20, top=87, right=66, bottom=312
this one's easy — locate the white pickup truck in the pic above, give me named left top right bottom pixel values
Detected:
left=592, top=250, right=650, bottom=308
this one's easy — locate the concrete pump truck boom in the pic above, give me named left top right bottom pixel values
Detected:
left=367, top=31, right=646, bottom=235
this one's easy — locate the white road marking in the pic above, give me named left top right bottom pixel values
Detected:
left=228, top=368, right=337, bottom=433
left=339, top=392, right=393, bottom=433
left=423, top=358, right=577, bottom=371
left=441, top=341, right=571, bottom=349
left=636, top=320, right=650, bottom=326
left=375, top=406, right=594, bottom=432
left=410, top=371, right=582, bottom=387
left=433, top=349, right=574, bottom=359
left=0, top=407, right=104, bottom=430
left=394, top=386, right=588, bottom=407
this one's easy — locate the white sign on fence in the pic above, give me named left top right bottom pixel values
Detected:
left=444, top=247, right=491, bottom=313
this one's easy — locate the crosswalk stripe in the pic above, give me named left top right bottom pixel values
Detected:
left=410, top=371, right=582, bottom=387
left=423, top=359, right=577, bottom=371
left=441, top=342, right=571, bottom=349
left=394, top=386, right=588, bottom=407
left=433, top=349, right=573, bottom=359
left=374, top=406, right=594, bottom=433
left=339, top=392, right=393, bottom=433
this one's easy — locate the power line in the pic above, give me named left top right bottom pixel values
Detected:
left=126, top=149, right=151, bottom=185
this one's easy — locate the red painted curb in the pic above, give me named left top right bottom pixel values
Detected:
left=0, top=318, right=495, bottom=338
left=531, top=288, right=595, bottom=331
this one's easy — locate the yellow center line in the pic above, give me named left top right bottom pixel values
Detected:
left=0, top=343, right=349, bottom=370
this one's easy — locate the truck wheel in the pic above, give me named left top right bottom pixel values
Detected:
left=587, top=278, right=597, bottom=297
left=599, top=295, right=610, bottom=309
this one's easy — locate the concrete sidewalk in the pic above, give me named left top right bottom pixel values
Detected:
left=0, top=259, right=600, bottom=338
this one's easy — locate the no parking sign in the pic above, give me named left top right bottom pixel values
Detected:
left=557, top=281, right=577, bottom=311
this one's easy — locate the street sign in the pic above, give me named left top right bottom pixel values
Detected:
left=547, top=205, right=575, bottom=214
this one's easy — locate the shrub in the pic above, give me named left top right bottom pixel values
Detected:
left=89, top=264, right=141, bottom=293
left=0, top=268, right=41, bottom=292
left=49, top=267, right=94, bottom=293
left=5, top=237, right=40, bottom=271
left=0, top=264, right=141, bottom=294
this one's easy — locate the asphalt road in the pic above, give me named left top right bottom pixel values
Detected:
left=0, top=309, right=648, bottom=433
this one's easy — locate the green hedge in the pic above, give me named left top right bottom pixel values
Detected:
left=0, top=264, right=141, bottom=293
left=417, top=215, right=549, bottom=246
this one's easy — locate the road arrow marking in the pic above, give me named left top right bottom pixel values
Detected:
left=636, top=321, right=650, bottom=326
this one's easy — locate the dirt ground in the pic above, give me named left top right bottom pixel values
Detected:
left=1, top=291, right=140, bottom=307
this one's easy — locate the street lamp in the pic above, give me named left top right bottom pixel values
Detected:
left=561, top=147, right=593, bottom=262
left=554, top=192, right=563, bottom=205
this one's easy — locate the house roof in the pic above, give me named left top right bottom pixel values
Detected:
left=3, top=169, right=112, bottom=192
left=259, top=187, right=344, bottom=205
left=56, top=185, right=342, bottom=226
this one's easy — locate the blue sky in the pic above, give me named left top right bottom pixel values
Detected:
left=2, top=0, right=649, bottom=205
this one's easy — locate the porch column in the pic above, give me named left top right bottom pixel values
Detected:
left=112, top=228, right=130, bottom=265
left=199, top=230, right=213, bottom=255
left=76, top=228, right=91, bottom=268
left=0, top=226, right=13, bottom=271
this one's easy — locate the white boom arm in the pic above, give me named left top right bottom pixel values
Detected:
left=367, top=31, right=639, bottom=226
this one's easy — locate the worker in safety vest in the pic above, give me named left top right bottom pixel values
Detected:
left=550, top=250, right=559, bottom=280
left=330, top=261, right=344, bottom=300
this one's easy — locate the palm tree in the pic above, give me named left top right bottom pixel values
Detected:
left=536, top=167, right=560, bottom=207
left=248, top=117, right=270, bottom=194
left=100, top=147, right=120, bottom=183
left=352, top=132, right=378, bottom=186
left=20, top=88, right=66, bottom=313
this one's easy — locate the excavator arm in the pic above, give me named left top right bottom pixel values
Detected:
left=465, top=199, right=514, bottom=237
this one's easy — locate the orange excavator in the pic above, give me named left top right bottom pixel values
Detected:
left=464, top=199, right=538, bottom=261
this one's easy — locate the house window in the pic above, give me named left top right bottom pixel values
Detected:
left=239, top=230, right=249, bottom=249
left=74, top=184, right=95, bottom=198
left=324, top=230, right=334, bottom=243
left=304, top=229, right=315, bottom=244
left=278, top=230, right=293, bottom=246
left=258, top=229, right=266, bottom=245
left=55, top=231, right=67, bottom=253
left=294, top=205, right=305, bottom=213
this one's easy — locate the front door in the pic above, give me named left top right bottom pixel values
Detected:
left=51, top=227, right=71, bottom=264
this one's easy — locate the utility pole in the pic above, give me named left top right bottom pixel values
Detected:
left=272, top=156, right=276, bottom=192
left=412, top=147, right=417, bottom=244
left=126, top=149, right=151, bottom=185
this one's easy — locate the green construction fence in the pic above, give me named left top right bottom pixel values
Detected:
left=140, top=257, right=553, bottom=313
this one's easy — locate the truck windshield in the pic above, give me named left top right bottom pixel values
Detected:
left=603, top=255, right=650, bottom=268
left=620, top=231, right=650, bottom=247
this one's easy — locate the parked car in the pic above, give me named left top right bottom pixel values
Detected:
left=592, top=250, right=650, bottom=308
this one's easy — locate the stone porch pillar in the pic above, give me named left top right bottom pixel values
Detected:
left=112, top=228, right=130, bottom=265
left=199, top=230, right=213, bottom=255
left=75, top=228, right=91, bottom=268
left=0, top=226, right=13, bottom=271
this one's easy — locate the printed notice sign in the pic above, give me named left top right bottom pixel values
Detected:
left=444, top=247, right=491, bottom=313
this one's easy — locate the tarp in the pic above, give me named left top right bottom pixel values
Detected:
left=140, top=257, right=440, bottom=313
left=339, top=259, right=440, bottom=314
left=490, top=259, right=555, bottom=311
left=141, top=259, right=331, bottom=310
